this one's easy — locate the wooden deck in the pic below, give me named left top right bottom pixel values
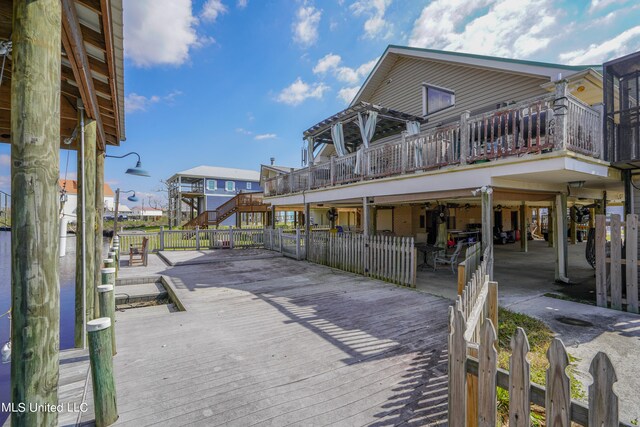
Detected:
left=78, top=251, right=450, bottom=426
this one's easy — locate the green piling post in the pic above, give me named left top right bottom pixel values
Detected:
left=88, top=317, right=118, bottom=426
left=104, top=256, right=115, bottom=270
left=97, top=282, right=116, bottom=356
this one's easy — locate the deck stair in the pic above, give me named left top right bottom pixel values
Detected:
left=183, top=192, right=269, bottom=229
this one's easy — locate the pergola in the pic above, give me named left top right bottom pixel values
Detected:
left=1, top=2, right=125, bottom=425
left=303, top=101, right=426, bottom=161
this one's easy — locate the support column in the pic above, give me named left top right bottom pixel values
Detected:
left=75, top=116, right=96, bottom=348
left=554, top=80, right=569, bottom=151
left=11, top=0, right=61, bottom=424
left=304, top=203, right=310, bottom=260
left=94, top=151, right=104, bottom=319
left=555, top=193, right=569, bottom=282
left=270, top=205, right=276, bottom=228
left=362, top=198, right=370, bottom=237
left=520, top=202, right=527, bottom=252
left=548, top=204, right=555, bottom=247
left=481, top=187, right=493, bottom=279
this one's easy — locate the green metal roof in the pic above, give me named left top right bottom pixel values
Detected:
left=386, top=44, right=600, bottom=72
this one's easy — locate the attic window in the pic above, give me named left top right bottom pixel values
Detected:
left=422, top=83, right=455, bottom=116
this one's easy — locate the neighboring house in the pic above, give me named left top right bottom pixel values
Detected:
left=59, top=179, right=115, bottom=222
left=263, top=44, right=627, bottom=282
left=131, top=207, right=163, bottom=220
left=167, top=165, right=262, bottom=227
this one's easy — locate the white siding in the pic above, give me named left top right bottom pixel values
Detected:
left=366, top=57, right=550, bottom=122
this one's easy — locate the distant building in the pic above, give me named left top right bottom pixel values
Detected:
left=59, top=179, right=115, bottom=222
left=131, top=207, right=163, bottom=220
left=167, top=165, right=262, bottom=227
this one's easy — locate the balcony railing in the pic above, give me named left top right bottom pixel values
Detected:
left=265, top=93, right=604, bottom=197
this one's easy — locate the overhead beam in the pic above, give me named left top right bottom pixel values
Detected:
left=61, top=0, right=106, bottom=150
left=99, top=0, right=121, bottom=141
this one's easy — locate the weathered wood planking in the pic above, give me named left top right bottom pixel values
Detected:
left=611, top=214, right=623, bottom=310
left=589, top=352, right=619, bottom=427
left=478, top=320, right=497, bottom=427
left=509, top=327, right=531, bottom=427
left=625, top=214, right=639, bottom=313
left=545, top=339, right=571, bottom=427
left=595, top=214, right=607, bottom=307
left=448, top=303, right=467, bottom=427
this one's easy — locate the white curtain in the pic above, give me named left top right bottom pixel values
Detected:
left=355, top=147, right=363, bottom=175
left=406, top=120, right=421, bottom=135
left=331, top=122, right=347, bottom=157
left=357, top=111, right=378, bottom=148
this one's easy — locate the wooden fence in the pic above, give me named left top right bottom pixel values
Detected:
left=307, top=232, right=416, bottom=287
left=450, top=239, right=631, bottom=426
left=595, top=214, right=639, bottom=313
left=457, top=242, right=483, bottom=295
left=119, top=228, right=265, bottom=252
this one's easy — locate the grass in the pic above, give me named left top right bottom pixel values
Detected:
left=496, top=307, right=586, bottom=426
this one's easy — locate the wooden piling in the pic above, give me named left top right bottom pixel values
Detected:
left=95, top=151, right=105, bottom=318
left=88, top=318, right=118, bottom=426
left=97, top=283, right=116, bottom=356
left=111, top=245, right=119, bottom=277
left=10, top=0, right=62, bottom=424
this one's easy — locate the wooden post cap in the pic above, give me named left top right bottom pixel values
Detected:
left=103, top=258, right=113, bottom=264
left=101, top=267, right=116, bottom=274
left=97, top=285, right=114, bottom=293
left=113, top=236, right=120, bottom=241
left=87, top=318, right=111, bottom=332
left=108, top=251, right=116, bottom=256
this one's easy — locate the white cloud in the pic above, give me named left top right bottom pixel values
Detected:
left=409, top=0, right=559, bottom=58
left=292, top=4, right=322, bottom=47
left=588, top=0, right=629, bottom=13
left=254, top=133, right=277, bottom=140
left=559, top=26, right=640, bottom=64
left=0, top=154, right=9, bottom=167
left=350, top=0, right=392, bottom=39
left=338, top=86, right=360, bottom=104
left=237, top=0, right=248, bottom=8
left=313, top=53, right=342, bottom=74
left=125, top=91, right=182, bottom=113
left=276, top=78, right=330, bottom=106
left=201, top=0, right=227, bottom=22
left=236, top=128, right=253, bottom=135
left=124, top=0, right=200, bottom=67
left=313, top=54, right=378, bottom=84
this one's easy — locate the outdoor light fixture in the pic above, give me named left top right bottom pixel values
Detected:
left=105, top=151, right=151, bottom=177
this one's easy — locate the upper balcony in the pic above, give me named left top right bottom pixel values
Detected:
left=265, top=90, right=603, bottom=198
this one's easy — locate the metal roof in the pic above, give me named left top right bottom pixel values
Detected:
left=171, top=166, right=261, bottom=182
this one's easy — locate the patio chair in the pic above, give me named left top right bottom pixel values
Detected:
left=433, top=240, right=464, bottom=274
left=129, top=237, right=149, bottom=267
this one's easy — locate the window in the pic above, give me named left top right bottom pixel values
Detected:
left=206, top=179, right=216, bottom=191
left=246, top=182, right=252, bottom=190
left=422, top=83, right=455, bottom=116
left=225, top=181, right=235, bottom=192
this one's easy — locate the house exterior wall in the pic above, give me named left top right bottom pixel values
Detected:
left=204, top=178, right=261, bottom=196
left=366, top=57, right=550, bottom=123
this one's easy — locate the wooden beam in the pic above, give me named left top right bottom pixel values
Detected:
left=77, top=0, right=102, bottom=15
left=99, top=0, right=121, bottom=141
left=61, top=64, right=111, bottom=96
left=80, top=24, right=106, bottom=51
left=11, top=0, right=61, bottom=425
left=61, top=0, right=106, bottom=150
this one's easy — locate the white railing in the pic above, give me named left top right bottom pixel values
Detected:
left=567, top=94, right=603, bottom=157
left=265, top=93, right=604, bottom=197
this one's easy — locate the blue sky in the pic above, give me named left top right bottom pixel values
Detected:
left=1, top=0, right=640, bottom=206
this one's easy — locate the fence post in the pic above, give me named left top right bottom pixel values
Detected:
left=478, top=320, right=497, bottom=427
left=278, top=228, right=283, bottom=253
left=296, top=228, right=301, bottom=260
left=546, top=339, right=571, bottom=427
left=595, top=214, right=607, bottom=307
left=159, top=226, right=165, bottom=251
left=626, top=214, right=639, bottom=313
left=87, top=318, right=118, bottom=426
left=488, top=281, right=498, bottom=329
left=195, top=226, right=201, bottom=251
left=457, top=263, right=466, bottom=295
left=509, top=328, right=531, bottom=425
left=401, top=132, right=408, bottom=174
left=460, top=110, right=470, bottom=165
left=610, top=214, right=622, bottom=310
left=588, top=352, right=619, bottom=426
left=230, top=227, right=235, bottom=249
left=448, top=301, right=467, bottom=426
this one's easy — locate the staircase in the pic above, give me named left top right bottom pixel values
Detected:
left=183, top=193, right=269, bottom=229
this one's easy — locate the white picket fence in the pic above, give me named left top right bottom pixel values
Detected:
left=307, top=232, right=416, bottom=287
